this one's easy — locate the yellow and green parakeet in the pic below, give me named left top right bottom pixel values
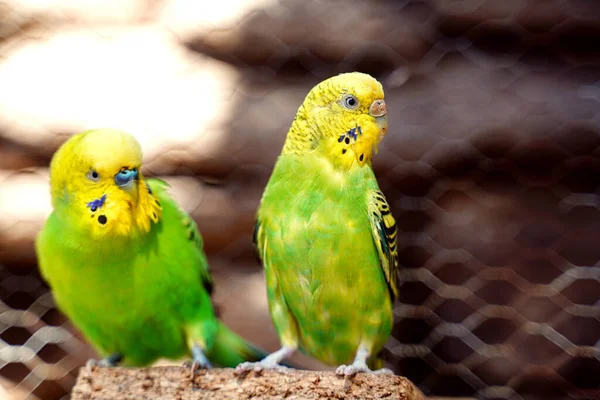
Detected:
left=237, top=72, right=400, bottom=376
left=36, top=129, right=268, bottom=369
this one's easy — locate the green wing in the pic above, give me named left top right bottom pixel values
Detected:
left=253, top=219, right=262, bottom=260
left=367, top=189, right=400, bottom=300
left=255, top=189, right=400, bottom=300
left=148, top=178, right=213, bottom=295
left=253, top=219, right=268, bottom=271
left=181, top=211, right=213, bottom=294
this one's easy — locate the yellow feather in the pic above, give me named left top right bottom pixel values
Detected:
left=48, top=129, right=162, bottom=243
left=281, top=72, right=386, bottom=172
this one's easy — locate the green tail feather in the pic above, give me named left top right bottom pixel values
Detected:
left=206, top=321, right=299, bottom=368
left=206, top=321, right=269, bottom=368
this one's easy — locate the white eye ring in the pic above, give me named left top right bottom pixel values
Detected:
left=341, top=94, right=359, bottom=110
left=87, top=169, right=100, bottom=182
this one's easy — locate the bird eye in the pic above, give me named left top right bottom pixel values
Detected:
left=87, top=169, right=100, bottom=182
left=341, top=94, right=359, bottom=110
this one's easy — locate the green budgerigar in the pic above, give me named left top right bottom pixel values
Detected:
left=237, top=72, right=400, bottom=375
left=36, top=129, right=268, bottom=369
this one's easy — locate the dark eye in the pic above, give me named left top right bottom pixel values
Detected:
left=87, top=169, right=100, bottom=182
left=342, top=94, right=359, bottom=110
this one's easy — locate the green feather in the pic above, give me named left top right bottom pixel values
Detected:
left=36, top=178, right=266, bottom=367
left=255, top=154, right=397, bottom=366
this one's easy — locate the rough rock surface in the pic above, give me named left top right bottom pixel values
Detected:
left=72, top=366, right=424, bottom=400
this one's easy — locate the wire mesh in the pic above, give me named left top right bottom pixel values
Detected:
left=1, top=0, right=599, bottom=399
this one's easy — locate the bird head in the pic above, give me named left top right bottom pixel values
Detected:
left=49, top=129, right=162, bottom=238
left=283, top=72, right=388, bottom=169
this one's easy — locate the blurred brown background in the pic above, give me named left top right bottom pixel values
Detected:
left=1, top=0, right=599, bottom=399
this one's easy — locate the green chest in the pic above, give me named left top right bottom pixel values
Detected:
left=258, top=155, right=393, bottom=365
left=43, top=248, right=192, bottom=365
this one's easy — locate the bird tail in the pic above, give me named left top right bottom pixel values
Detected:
left=206, top=321, right=269, bottom=368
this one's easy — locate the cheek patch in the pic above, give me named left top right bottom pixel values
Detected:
left=337, top=126, right=362, bottom=143
left=338, top=126, right=363, bottom=156
left=87, top=194, right=107, bottom=212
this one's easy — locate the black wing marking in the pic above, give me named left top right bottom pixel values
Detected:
left=368, top=189, right=400, bottom=300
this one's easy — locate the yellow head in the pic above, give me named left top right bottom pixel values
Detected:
left=282, top=72, right=388, bottom=169
left=49, top=129, right=162, bottom=238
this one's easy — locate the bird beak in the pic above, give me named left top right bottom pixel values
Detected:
left=369, top=99, right=388, bottom=138
left=115, top=168, right=139, bottom=196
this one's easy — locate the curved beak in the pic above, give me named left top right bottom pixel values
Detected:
left=369, top=99, right=387, bottom=118
left=115, top=168, right=139, bottom=195
left=370, top=99, right=388, bottom=138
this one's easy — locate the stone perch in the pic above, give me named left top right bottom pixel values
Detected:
left=71, top=366, right=425, bottom=400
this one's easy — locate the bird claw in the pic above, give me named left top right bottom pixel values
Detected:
left=183, top=359, right=212, bottom=376
left=235, top=345, right=295, bottom=375
left=373, top=367, right=394, bottom=375
left=335, top=362, right=393, bottom=377
left=186, top=343, right=212, bottom=376
left=85, top=359, right=98, bottom=375
left=235, top=361, right=290, bottom=375
left=85, top=355, right=119, bottom=375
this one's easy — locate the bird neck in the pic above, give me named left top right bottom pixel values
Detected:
left=282, top=103, right=330, bottom=155
left=280, top=106, right=379, bottom=172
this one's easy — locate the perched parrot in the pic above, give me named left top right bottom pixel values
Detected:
left=237, top=72, right=400, bottom=376
left=36, top=129, right=268, bottom=369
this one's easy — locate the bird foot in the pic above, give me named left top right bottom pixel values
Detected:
left=183, top=359, right=213, bottom=376
left=235, top=345, right=295, bottom=375
left=85, top=358, right=107, bottom=375
left=235, top=360, right=290, bottom=374
left=185, top=343, right=213, bottom=376
left=335, top=362, right=393, bottom=377
left=85, top=353, right=122, bottom=375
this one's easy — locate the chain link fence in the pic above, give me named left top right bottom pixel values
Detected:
left=1, top=0, right=599, bottom=399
